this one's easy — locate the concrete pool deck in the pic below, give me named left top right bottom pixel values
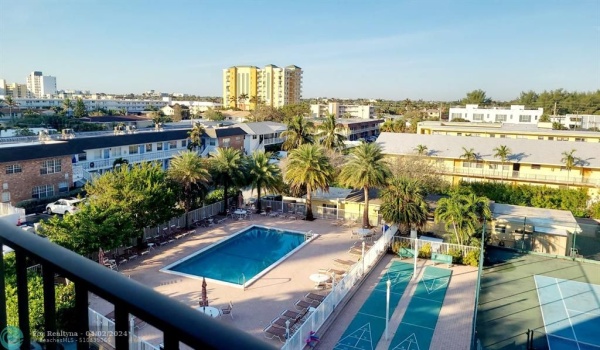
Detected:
left=89, top=215, right=378, bottom=347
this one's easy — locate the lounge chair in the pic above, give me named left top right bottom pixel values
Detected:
left=281, top=309, right=305, bottom=321
left=333, top=259, right=356, bottom=268
left=319, top=268, right=347, bottom=279
left=294, top=298, right=320, bottom=311
left=263, top=324, right=288, bottom=342
left=220, top=301, right=233, bottom=319
left=348, top=247, right=363, bottom=257
left=305, top=292, right=326, bottom=303
left=350, top=230, right=359, bottom=239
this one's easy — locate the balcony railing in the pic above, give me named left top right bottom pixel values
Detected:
left=262, top=137, right=284, bottom=145
left=0, top=220, right=275, bottom=350
left=77, top=149, right=184, bottom=171
left=442, top=166, right=600, bottom=186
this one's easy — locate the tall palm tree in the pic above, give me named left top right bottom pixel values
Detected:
left=187, top=122, right=205, bottom=151
left=62, top=98, right=72, bottom=118
left=4, top=96, right=19, bottom=123
left=209, top=147, right=245, bottom=210
left=228, top=95, right=237, bottom=108
left=493, top=145, right=511, bottom=179
left=380, top=120, right=395, bottom=132
left=245, top=151, right=282, bottom=213
left=169, top=151, right=211, bottom=227
left=460, top=147, right=477, bottom=162
left=414, top=144, right=428, bottom=156
left=281, top=115, right=314, bottom=151
left=284, top=144, right=335, bottom=220
left=561, top=149, right=577, bottom=185
left=339, top=142, right=391, bottom=228
left=316, top=113, right=346, bottom=151
left=238, top=93, right=249, bottom=110
left=434, top=191, right=490, bottom=245
left=380, top=176, right=429, bottom=235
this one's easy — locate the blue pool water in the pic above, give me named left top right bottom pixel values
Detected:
left=163, top=225, right=307, bottom=286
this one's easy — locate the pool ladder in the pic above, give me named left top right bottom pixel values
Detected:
left=239, top=273, right=246, bottom=291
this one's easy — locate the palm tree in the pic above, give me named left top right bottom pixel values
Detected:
left=561, top=149, right=578, bottom=186
left=169, top=151, right=211, bottom=228
left=493, top=145, right=511, bottom=179
left=245, top=151, right=282, bottom=213
left=281, top=115, right=314, bottom=151
left=209, top=148, right=245, bottom=210
left=238, top=93, right=249, bottom=110
left=460, top=147, right=477, bottom=162
left=434, top=191, right=490, bottom=245
left=112, top=157, right=129, bottom=169
left=339, top=142, right=391, bottom=228
left=284, top=144, right=335, bottom=220
left=316, top=113, right=346, bottom=151
left=4, top=96, right=19, bottom=123
left=187, top=122, right=205, bottom=151
left=380, top=120, right=395, bottom=132
left=380, top=176, right=429, bottom=235
left=62, top=98, right=72, bottom=118
left=414, top=144, right=428, bottom=156
left=228, top=95, right=237, bottom=108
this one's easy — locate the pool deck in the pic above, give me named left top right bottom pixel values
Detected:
left=89, top=215, right=377, bottom=348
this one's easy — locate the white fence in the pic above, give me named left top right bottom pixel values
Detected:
left=88, top=308, right=158, bottom=350
left=281, top=224, right=397, bottom=350
left=392, top=236, right=480, bottom=256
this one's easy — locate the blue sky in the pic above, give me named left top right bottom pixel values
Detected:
left=0, top=0, right=598, bottom=100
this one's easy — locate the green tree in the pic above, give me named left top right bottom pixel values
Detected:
left=414, top=144, right=428, bottom=156
left=172, top=104, right=183, bottom=122
left=3, top=96, right=19, bottom=123
left=493, top=145, right=511, bottom=178
left=281, top=115, right=314, bottom=151
left=339, top=142, right=391, bottom=228
left=112, top=157, right=129, bottom=169
left=14, top=127, right=35, bottom=136
left=169, top=151, right=211, bottom=227
left=249, top=105, right=284, bottom=122
left=85, top=162, right=178, bottom=246
left=62, top=98, right=73, bottom=117
left=73, top=97, right=88, bottom=118
left=460, top=147, right=478, bottom=162
left=280, top=103, right=310, bottom=119
left=434, top=191, right=490, bottom=245
left=561, top=149, right=578, bottom=185
left=539, top=113, right=551, bottom=122
left=517, top=90, right=539, bottom=106
left=461, top=89, right=491, bottom=105
left=245, top=151, right=282, bottom=213
left=187, top=122, right=205, bottom=150
left=203, top=109, right=225, bottom=121
left=284, top=144, right=335, bottom=220
left=210, top=147, right=245, bottom=211
left=316, top=113, right=346, bottom=151
left=380, top=176, right=429, bottom=234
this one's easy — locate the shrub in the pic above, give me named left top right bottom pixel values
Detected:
left=391, top=240, right=410, bottom=254
left=448, top=248, right=463, bottom=264
left=418, top=243, right=432, bottom=259
left=464, top=249, right=481, bottom=267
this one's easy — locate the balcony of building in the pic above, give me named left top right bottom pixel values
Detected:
left=0, top=220, right=274, bottom=350
left=440, top=166, right=600, bottom=187
left=74, top=149, right=184, bottom=173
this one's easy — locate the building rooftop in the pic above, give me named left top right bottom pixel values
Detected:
left=492, top=203, right=580, bottom=236
left=376, top=132, right=600, bottom=168
left=236, top=121, right=286, bottom=135
left=418, top=121, right=600, bottom=136
left=308, top=187, right=354, bottom=201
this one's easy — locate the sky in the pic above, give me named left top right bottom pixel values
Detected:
left=0, top=0, right=598, bottom=101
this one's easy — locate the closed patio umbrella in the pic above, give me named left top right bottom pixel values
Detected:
left=98, top=248, right=105, bottom=264
left=201, top=277, right=208, bottom=308
left=238, top=192, right=244, bottom=208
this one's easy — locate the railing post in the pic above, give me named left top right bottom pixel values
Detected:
left=43, top=266, right=57, bottom=349
left=75, top=283, right=89, bottom=350
left=114, top=308, right=129, bottom=349
left=16, top=251, right=31, bottom=348
left=0, top=243, right=6, bottom=334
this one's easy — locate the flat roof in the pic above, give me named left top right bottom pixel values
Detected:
left=418, top=121, right=600, bottom=136
left=492, top=203, right=580, bottom=236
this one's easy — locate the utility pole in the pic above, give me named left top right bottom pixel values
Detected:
left=553, top=101, right=557, bottom=116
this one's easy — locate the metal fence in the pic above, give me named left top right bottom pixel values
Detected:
left=88, top=308, right=159, bottom=350
left=281, top=224, right=397, bottom=350
left=391, top=236, right=480, bottom=257
left=142, top=201, right=225, bottom=240
left=260, top=200, right=382, bottom=227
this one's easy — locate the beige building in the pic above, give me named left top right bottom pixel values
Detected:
left=377, top=132, right=600, bottom=199
left=417, top=121, right=600, bottom=143
left=222, top=65, right=302, bottom=110
left=310, top=102, right=375, bottom=119
left=5, top=83, right=28, bottom=98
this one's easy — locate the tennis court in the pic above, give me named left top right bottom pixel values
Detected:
left=333, top=261, right=414, bottom=350
left=534, top=275, right=600, bottom=350
left=389, top=266, right=452, bottom=350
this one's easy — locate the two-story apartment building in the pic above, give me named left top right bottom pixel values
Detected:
left=200, top=127, right=247, bottom=157
left=0, top=129, right=193, bottom=206
left=417, top=121, right=600, bottom=143
left=449, top=104, right=544, bottom=124
left=550, top=114, right=600, bottom=130
left=377, top=132, right=600, bottom=199
left=311, top=118, right=383, bottom=141
left=237, top=121, right=286, bottom=155
left=310, top=102, right=375, bottom=119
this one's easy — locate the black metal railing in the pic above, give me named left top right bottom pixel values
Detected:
left=0, top=220, right=275, bottom=350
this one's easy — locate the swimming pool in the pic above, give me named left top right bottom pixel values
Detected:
left=161, top=225, right=317, bottom=288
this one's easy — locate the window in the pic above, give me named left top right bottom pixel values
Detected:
left=451, top=113, right=462, bottom=119
left=538, top=136, right=544, bottom=140
left=146, top=143, right=153, bottom=152
left=495, top=114, right=507, bottom=122
left=169, top=141, right=177, bottom=149
left=557, top=137, right=568, bottom=141
left=222, top=138, right=231, bottom=147
left=456, top=133, right=462, bottom=136
left=78, top=153, right=87, bottom=161
left=575, top=138, right=585, bottom=142
left=489, top=134, right=495, bottom=138
left=32, top=185, right=54, bottom=199
left=5, top=164, right=22, bottom=174
left=58, top=181, right=69, bottom=192
left=531, top=164, right=541, bottom=170
left=128, top=145, right=139, bottom=154
left=252, top=135, right=257, bottom=139
left=1, top=192, right=10, bottom=203
left=548, top=137, right=554, bottom=141
left=519, top=115, right=531, bottom=123
left=181, top=140, right=187, bottom=148
left=2, top=183, right=7, bottom=190
left=40, top=159, right=61, bottom=175
left=473, top=113, right=484, bottom=121
left=500, top=135, right=506, bottom=138
left=157, top=142, right=163, bottom=151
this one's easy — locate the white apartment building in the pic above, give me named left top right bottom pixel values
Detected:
left=310, top=102, right=375, bottom=119
left=449, top=104, right=544, bottom=124
left=12, top=97, right=169, bottom=113
left=550, top=114, right=600, bottom=130
left=26, top=71, right=57, bottom=98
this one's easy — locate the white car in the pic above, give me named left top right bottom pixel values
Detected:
left=46, top=198, right=84, bottom=215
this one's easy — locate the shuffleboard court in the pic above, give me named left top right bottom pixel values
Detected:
left=333, top=261, right=414, bottom=350
left=390, top=266, right=452, bottom=350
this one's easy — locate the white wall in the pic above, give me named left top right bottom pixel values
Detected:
left=449, top=104, right=543, bottom=124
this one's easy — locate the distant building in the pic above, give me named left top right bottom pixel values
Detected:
left=12, top=97, right=169, bottom=113
left=310, top=102, right=375, bottom=119
left=311, top=118, right=383, bottom=141
left=448, top=104, right=544, bottom=124
left=222, top=64, right=302, bottom=110
left=26, top=71, right=57, bottom=98
left=4, top=83, right=28, bottom=98
left=550, top=114, right=600, bottom=130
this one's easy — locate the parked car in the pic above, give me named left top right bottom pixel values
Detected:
left=46, top=198, right=84, bottom=215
